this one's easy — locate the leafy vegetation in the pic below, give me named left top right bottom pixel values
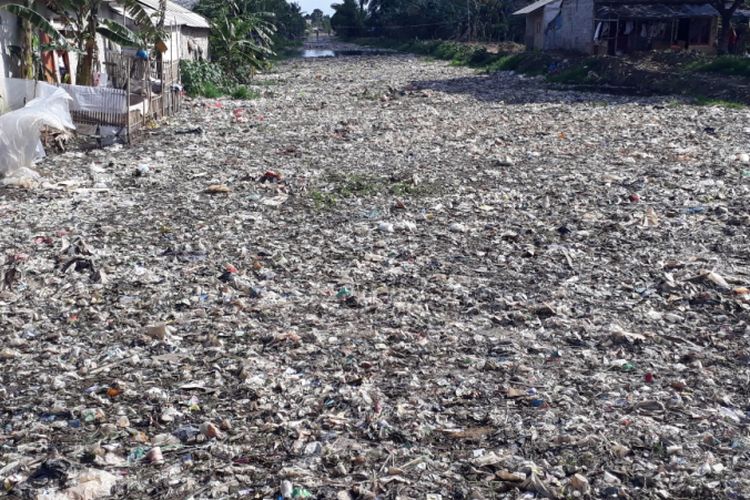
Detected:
left=690, top=56, right=750, bottom=78
left=331, top=0, right=366, bottom=38
left=330, top=0, right=524, bottom=42
left=210, top=14, right=276, bottom=80
left=180, top=60, right=230, bottom=96
left=693, top=96, right=745, bottom=108
left=230, top=85, right=260, bottom=99
left=180, top=60, right=263, bottom=98
left=193, top=0, right=306, bottom=83
left=308, top=172, right=434, bottom=210
left=306, top=8, right=332, bottom=34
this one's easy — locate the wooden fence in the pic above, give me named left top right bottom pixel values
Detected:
left=54, top=54, right=184, bottom=143
left=126, top=57, right=182, bottom=141
left=55, top=83, right=129, bottom=132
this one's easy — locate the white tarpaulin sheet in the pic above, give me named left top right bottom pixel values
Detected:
left=0, top=87, right=75, bottom=184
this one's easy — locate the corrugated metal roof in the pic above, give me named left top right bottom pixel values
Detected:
left=512, top=0, right=557, bottom=16
left=141, top=0, right=210, bottom=28
left=596, top=2, right=718, bottom=18
left=109, top=0, right=210, bottom=29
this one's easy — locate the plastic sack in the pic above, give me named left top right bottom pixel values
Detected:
left=0, top=87, right=75, bottom=184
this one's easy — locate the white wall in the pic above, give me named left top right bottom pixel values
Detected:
left=180, top=27, right=209, bottom=61
left=0, top=1, right=21, bottom=112
left=544, top=0, right=595, bottom=53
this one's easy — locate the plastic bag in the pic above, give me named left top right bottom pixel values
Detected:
left=0, top=87, right=75, bottom=183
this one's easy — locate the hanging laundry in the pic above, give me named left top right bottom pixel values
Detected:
left=594, top=22, right=603, bottom=41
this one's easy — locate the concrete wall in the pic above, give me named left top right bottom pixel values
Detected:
left=544, top=0, right=595, bottom=53
left=0, top=1, right=21, bottom=111
left=180, top=27, right=209, bottom=61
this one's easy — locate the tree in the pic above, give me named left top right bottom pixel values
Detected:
left=331, top=0, right=365, bottom=37
left=365, top=0, right=523, bottom=41
left=196, top=0, right=306, bottom=40
left=715, top=0, right=748, bottom=54
left=310, top=7, right=324, bottom=25
left=210, top=13, right=276, bottom=80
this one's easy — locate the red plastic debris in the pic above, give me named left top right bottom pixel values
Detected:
left=259, top=170, right=283, bottom=183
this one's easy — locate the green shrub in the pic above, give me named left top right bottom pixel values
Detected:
left=434, top=41, right=462, bottom=60
left=467, top=47, right=499, bottom=67
left=486, top=53, right=524, bottom=72
left=230, top=85, right=260, bottom=100
left=197, top=82, right=223, bottom=98
left=180, top=60, right=231, bottom=96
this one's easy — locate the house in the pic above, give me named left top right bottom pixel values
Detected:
left=513, top=0, right=719, bottom=55
left=112, top=0, right=210, bottom=63
left=0, top=0, right=209, bottom=138
left=0, top=0, right=208, bottom=87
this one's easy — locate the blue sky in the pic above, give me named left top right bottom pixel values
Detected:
left=296, top=0, right=334, bottom=16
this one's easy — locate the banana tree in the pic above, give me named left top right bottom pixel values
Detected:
left=210, top=13, right=276, bottom=80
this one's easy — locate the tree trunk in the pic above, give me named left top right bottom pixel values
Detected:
left=77, top=2, right=99, bottom=86
left=718, top=12, right=732, bottom=54
left=20, top=17, right=34, bottom=79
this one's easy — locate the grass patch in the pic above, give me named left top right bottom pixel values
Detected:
left=307, top=174, right=380, bottom=210
left=693, top=96, right=744, bottom=108
left=310, top=190, right=337, bottom=209
left=308, top=172, right=434, bottom=209
left=691, top=56, right=750, bottom=77
left=547, top=66, right=591, bottom=84
left=485, top=54, right=523, bottom=72
left=230, top=85, right=260, bottom=100
left=194, top=82, right=223, bottom=98
left=329, top=173, right=381, bottom=198
left=390, top=180, right=426, bottom=196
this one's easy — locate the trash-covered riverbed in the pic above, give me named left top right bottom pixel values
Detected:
left=2, top=52, right=750, bottom=499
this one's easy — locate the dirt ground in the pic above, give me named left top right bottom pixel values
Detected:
left=2, top=51, right=750, bottom=499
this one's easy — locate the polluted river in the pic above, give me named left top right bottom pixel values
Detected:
left=1, top=41, right=750, bottom=499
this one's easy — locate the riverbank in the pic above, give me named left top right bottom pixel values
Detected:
left=351, top=37, right=750, bottom=105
